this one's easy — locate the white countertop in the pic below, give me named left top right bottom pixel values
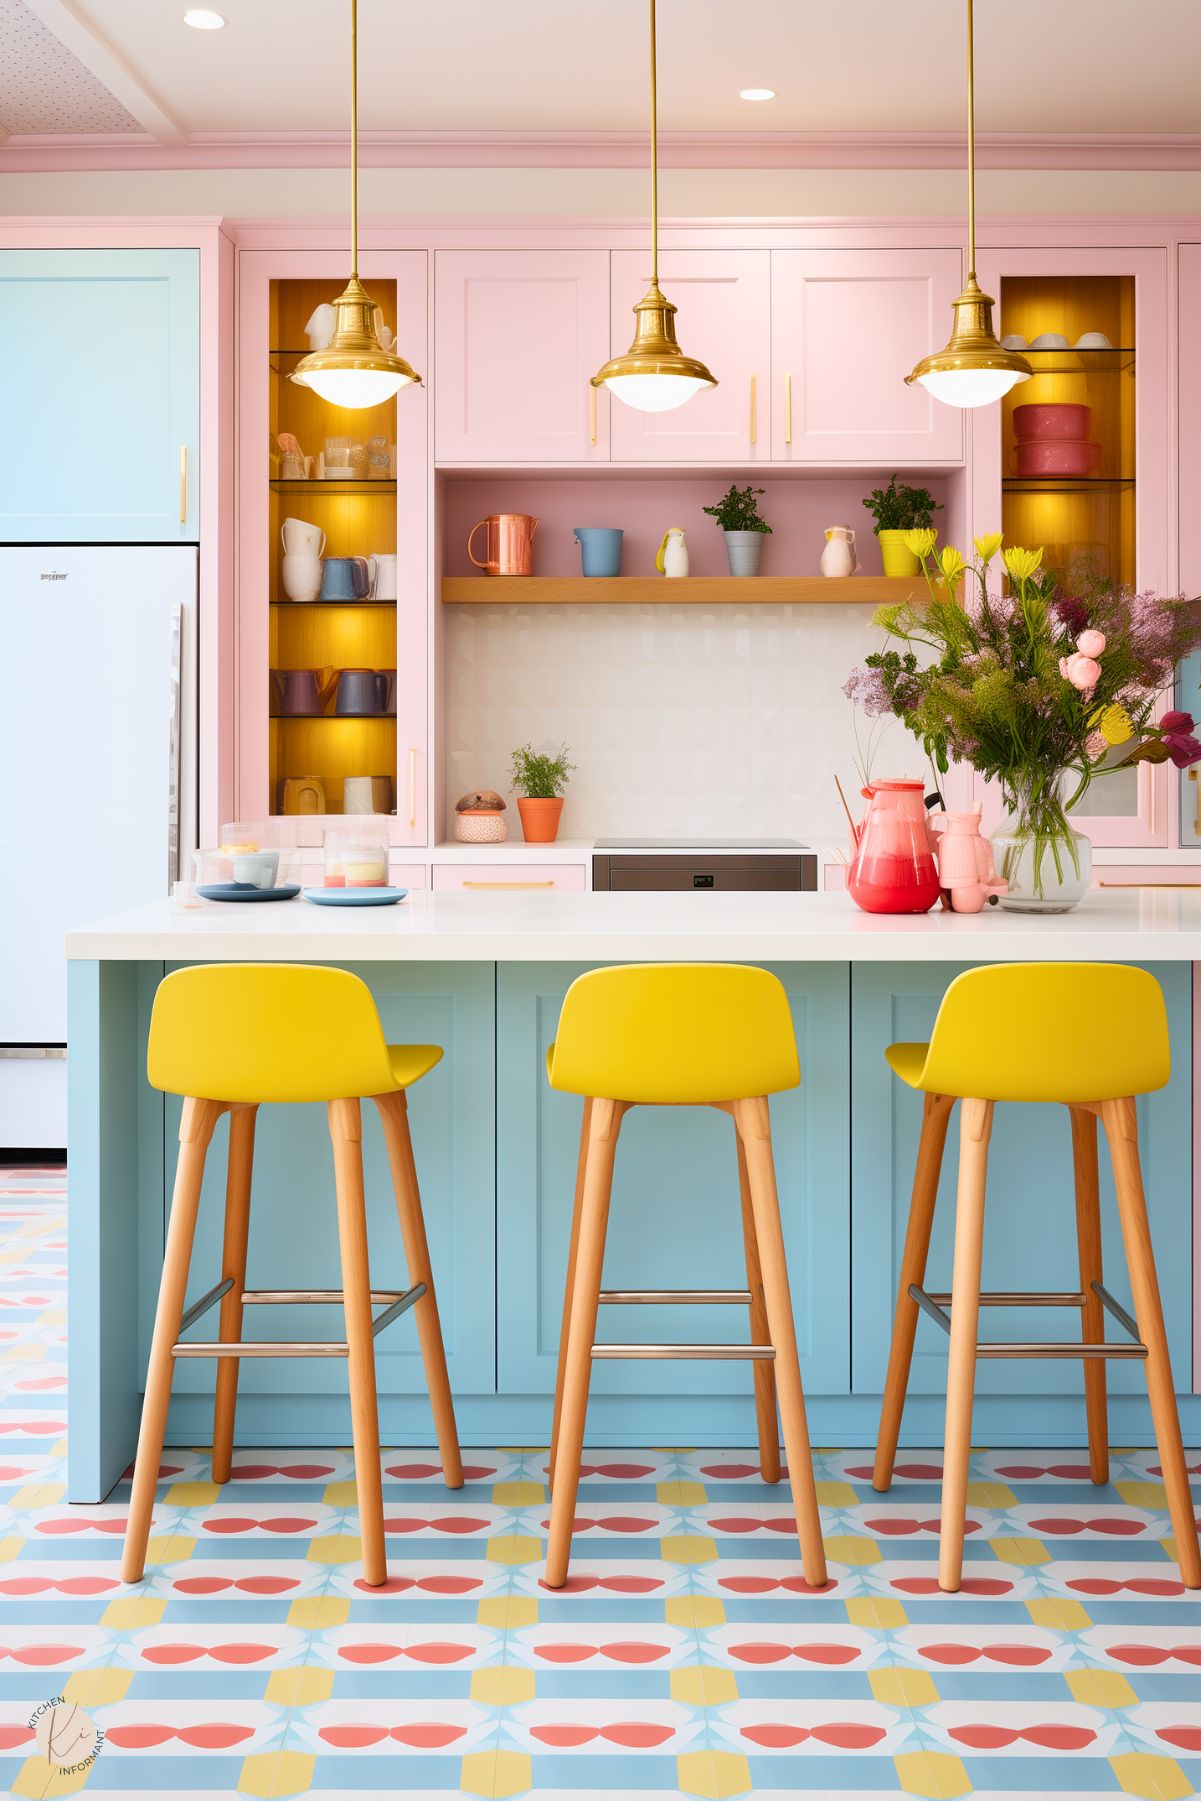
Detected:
left=66, top=887, right=1201, bottom=963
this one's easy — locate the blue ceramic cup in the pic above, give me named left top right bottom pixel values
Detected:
left=320, top=555, right=370, bottom=601
left=574, top=527, right=623, bottom=577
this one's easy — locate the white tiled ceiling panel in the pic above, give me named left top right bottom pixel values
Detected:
left=0, top=0, right=140, bottom=133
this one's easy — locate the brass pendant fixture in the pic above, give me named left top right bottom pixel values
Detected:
left=592, top=0, right=717, bottom=412
left=905, top=0, right=1030, bottom=408
left=290, top=0, right=420, bottom=408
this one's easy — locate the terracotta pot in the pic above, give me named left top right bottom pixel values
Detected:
left=516, top=797, right=564, bottom=843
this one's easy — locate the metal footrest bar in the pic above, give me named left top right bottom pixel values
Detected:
left=179, top=1277, right=233, bottom=1333
left=592, top=1343, right=776, bottom=1361
left=172, top=1283, right=426, bottom=1359
left=598, top=1289, right=752, bottom=1306
left=909, top=1284, right=1147, bottom=1361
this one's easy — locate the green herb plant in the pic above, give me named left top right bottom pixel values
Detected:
left=509, top=742, right=576, bottom=800
left=861, top=474, right=942, bottom=535
left=702, top=484, right=772, bottom=534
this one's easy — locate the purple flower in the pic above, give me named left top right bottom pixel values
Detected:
left=1161, top=709, right=1195, bottom=733
left=1164, top=731, right=1201, bottom=769
left=843, top=665, right=894, bottom=718
left=1054, top=595, right=1090, bottom=635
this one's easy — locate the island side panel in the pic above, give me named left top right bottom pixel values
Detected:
left=68, top=960, right=162, bottom=1502
left=496, top=962, right=852, bottom=1438
left=851, top=960, right=1195, bottom=1442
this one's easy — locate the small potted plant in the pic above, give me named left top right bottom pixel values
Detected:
left=509, top=742, right=576, bottom=843
left=862, top=475, right=942, bottom=577
left=703, top=483, right=772, bottom=577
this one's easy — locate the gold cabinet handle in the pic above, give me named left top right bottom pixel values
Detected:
left=749, top=374, right=757, bottom=446
left=1097, top=881, right=1201, bottom=889
left=179, top=445, right=187, bottom=523
left=784, top=372, right=793, bottom=446
left=407, top=747, right=417, bottom=829
left=461, top=879, right=556, bottom=890
left=588, top=382, right=597, bottom=446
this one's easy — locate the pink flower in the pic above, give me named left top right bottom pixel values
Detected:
left=1163, top=729, right=1201, bottom=769
left=1062, top=652, right=1101, bottom=693
left=1161, top=709, right=1195, bottom=733
left=1076, top=629, right=1106, bottom=657
left=1086, top=730, right=1107, bottom=759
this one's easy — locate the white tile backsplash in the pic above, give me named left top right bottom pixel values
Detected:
left=445, top=602, right=916, bottom=840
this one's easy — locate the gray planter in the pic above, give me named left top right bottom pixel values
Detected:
left=723, top=530, right=765, bottom=576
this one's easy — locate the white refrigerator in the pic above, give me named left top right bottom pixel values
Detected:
left=0, top=545, right=198, bottom=1148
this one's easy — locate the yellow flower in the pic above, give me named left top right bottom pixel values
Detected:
left=1093, top=702, right=1135, bottom=746
left=902, top=528, right=938, bottom=560
left=937, top=545, right=966, bottom=591
left=1001, top=544, right=1044, bottom=584
left=974, top=532, right=1003, bottom=565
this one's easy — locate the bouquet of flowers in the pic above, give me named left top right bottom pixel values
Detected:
left=844, top=531, right=1201, bottom=901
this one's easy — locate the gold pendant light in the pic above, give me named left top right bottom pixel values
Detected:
left=290, top=0, right=420, bottom=407
left=905, top=0, right=1030, bottom=408
left=592, top=0, right=717, bottom=412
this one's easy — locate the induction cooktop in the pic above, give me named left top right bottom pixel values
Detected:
left=593, top=837, right=806, bottom=850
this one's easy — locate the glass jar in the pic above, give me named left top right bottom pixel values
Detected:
left=323, top=826, right=390, bottom=889
left=990, top=776, right=1092, bottom=914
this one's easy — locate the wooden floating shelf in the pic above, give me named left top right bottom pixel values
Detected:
left=441, top=576, right=922, bottom=606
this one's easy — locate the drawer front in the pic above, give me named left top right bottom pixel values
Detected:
left=1092, top=866, right=1201, bottom=888
left=594, top=854, right=813, bottom=892
left=432, top=863, right=587, bottom=893
left=0, top=1052, right=65, bottom=1151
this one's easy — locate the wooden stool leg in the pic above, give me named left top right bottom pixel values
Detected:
left=328, top=1098, right=387, bottom=1588
left=874, top=1091, right=953, bottom=1491
left=1069, top=1104, right=1109, bottom=1486
left=211, top=1104, right=258, bottom=1485
left=374, top=1090, right=463, bottom=1490
left=939, top=1096, right=993, bottom=1593
left=1101, top=1096, right=1201, bottom=1589
left=733, top=1097, right=827, bottom=1590
left=738, top=1133, right=780, bottom=1484
left=550, top=1097, right=593, bottom=1494
left=545, top=1098, right=624, bottom=1589
left=123, top=1097, right=223, bottom=1582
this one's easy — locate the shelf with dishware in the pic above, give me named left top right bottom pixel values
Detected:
left=441, top=575, right=924, bottom=605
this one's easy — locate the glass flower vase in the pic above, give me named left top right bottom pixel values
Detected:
left=990, top=778, right=1092, bottom=914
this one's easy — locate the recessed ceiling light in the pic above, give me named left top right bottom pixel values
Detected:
left=739, top=87, right=776, bottom=101
left=183, top=8, right=225, bottom=27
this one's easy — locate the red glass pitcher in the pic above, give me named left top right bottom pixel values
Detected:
left=847, top=779, right=941, bottom=914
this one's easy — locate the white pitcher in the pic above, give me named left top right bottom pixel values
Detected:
left=656, top=526, right=689, bottom=578
left=281, top=517, right=326, bottom=557
left=368, top=552, right=398, bottom=599
left=820, top=526, right=861, bottom=578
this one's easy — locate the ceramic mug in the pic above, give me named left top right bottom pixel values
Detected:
left=334, top=669, right=387, bottom=716
left=231, top=850, right=280, bottom=889
left=574, top=527, right=623, bottom=577
left=368, top=552, right=397, bottom=599
left=343, top=775, right=393, bottom=814
left=281, top=517, right=325, bottom=557
left=320, top=556, right=370, bottom=602
left=281, top=553, right=323, bottom=603
left=271, top=669, right=323, bottom=717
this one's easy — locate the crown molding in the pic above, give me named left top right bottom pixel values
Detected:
left=3, top=128, right=1201, bottom=175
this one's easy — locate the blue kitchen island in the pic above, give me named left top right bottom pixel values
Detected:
left=65, top=888, right=1199, bottom=1502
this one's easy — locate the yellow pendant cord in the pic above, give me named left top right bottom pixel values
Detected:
left=349, top=0, right=359, bottom=280
left=965, top=0, right=975, bottom=283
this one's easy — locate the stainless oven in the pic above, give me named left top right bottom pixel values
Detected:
left=592, top=838, right=816, bottom=892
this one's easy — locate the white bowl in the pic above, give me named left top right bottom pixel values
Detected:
left=1074, top=330, right=1113, bottom=350
left=999, top=333, right=1028, bottom=351
left=1029, top=332, right=1070, bottom=350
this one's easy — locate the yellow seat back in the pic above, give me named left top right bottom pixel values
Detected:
left=916, top=962, right=1170, bottom=1103
left=548, top=963, right=800, bottom=1104
left=147, top=964, right=398, bottom=1103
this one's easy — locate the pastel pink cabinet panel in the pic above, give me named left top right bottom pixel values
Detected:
left=608, top=250, right=770, bottom=463
left=432, top=864, right=588, bottom=892
left=770, top=250, right=964, bottom=463
left=435, top=251, right=610, bottom=463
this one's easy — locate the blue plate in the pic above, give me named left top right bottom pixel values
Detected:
left=303, top=886, right=409, bottom=907
left=196, top=883, right=301, bottom=903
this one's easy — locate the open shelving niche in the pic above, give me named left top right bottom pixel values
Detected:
left=267, top=276, right=401, bottom=823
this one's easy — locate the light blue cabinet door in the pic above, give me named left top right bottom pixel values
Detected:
left=153, top=962, right=496, bottom=1407
left=851, top=961, right=1192, bottom=1402
left=497, top=962, right=851, bottom=1399
left=0, top=250, right=199, bottom=541
left=1178, top=652, right=1201, bottom=844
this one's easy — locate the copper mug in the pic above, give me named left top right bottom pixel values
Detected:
left=467, top=512, right=538, bottom=576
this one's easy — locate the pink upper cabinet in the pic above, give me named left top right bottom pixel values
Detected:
left=770, top=250, right=964, bottom=464
left=608, top=250, right=770, bottom=464
left=434, top=251, right=610, bottom=463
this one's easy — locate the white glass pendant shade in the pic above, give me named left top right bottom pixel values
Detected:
left=601, top=372, right=712, bottom=413
left=291, top=366, right=415, bottom=408
left=915, top=365, right=1029, bottom=408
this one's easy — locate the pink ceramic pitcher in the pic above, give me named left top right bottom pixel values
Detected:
left=931, top=805, right=1008, bottom=913
left=846, top=779, right=941, bottom=915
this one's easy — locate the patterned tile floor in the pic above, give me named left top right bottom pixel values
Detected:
left=2, top=1167, right=1201, bottom=1799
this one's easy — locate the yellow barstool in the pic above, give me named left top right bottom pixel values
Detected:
left=543, top=963, right=828, bottom=1591
left=873, top=961, right=1201, bottom=1592
left=121, top=963, right=462, bottom=1588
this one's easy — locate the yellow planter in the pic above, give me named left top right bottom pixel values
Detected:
left=877, top=530, right=922, bottom=578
